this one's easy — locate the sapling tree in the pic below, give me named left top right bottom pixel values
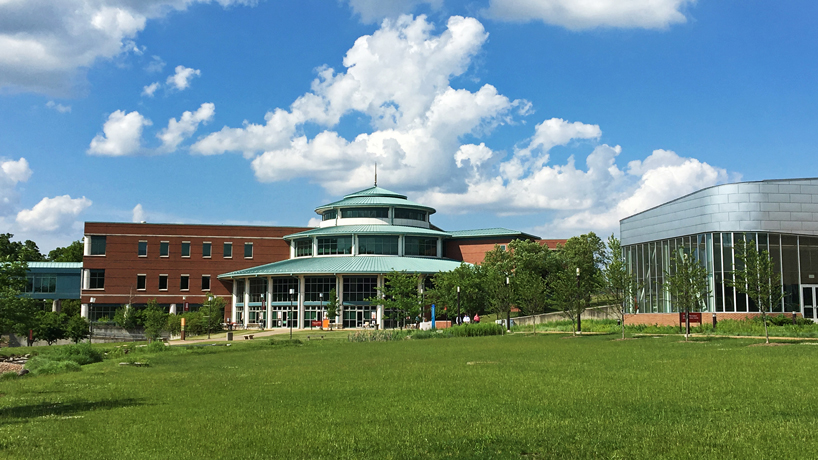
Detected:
left=35, top=311, right=68, bottom=345
left=143, top=299, right=168, bottom=342
left=602, top=235, right=640, bottom=339
left=325, top=288, right=338, bottom=331
left=729, top=238, right=785, bottom=344
left=370, top=270, right=420, bottom=330
left=66, top=315, right=90, bottom=343
left=663, top=251, right=710, bottom=340
left=202, top=294, right=225, bottom=338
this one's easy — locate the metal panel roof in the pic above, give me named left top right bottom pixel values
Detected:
left=218, top=256, right=466, bottom=278
left=344, top=186, right=407, bottom=199
left=26, top=262, right=83, bottom=269
left=315, top=196, right=435, bottom=213
left=447, top=228, right=540, bottom=240
left=285, top=225, right=449, bottom=239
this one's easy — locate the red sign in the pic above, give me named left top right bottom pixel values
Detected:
left=184, top=302, right=189, bottom=312
left=678, top=312, right=702, bottom=323
left=311, top=320, right=322, bottom=327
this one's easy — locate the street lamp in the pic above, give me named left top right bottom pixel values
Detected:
left=576, top=267, right=581, bottom=334
left=319, top=292, right=323, bottom=330
left=420, top=286, right=425, bottom=322
left=505, top=277, right=511, bottom=332
left=456, top=286, right=460, bottom=326
left=89, top=297, right=96, bottom=343
left=289, top=288, right=294, bottom=340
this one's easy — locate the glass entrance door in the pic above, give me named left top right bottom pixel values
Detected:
left=803, top=285, right=818, bottom=320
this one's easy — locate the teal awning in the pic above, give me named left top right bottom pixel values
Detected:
left=219, top=256, right=466, bottom=279
left=284, top=225, right=449, bottom=240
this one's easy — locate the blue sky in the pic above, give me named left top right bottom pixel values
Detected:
left=1, top=0, right=817, bottom=251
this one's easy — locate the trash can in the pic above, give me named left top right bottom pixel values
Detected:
left=227, top=332, right=233, bottom=341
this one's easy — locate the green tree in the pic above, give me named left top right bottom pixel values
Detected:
left=66, top=315, right=90, bottom=343
left=325, top=288, right=338, bottom=331
left=113, top=304, right=142, bottom=329
left=550, top=263, right=583, bottom=335
left=664, top=251, right=710, bottom=340
left=509, top=239, right=560, bottom=316
left=729, top=238, right=785, bottom=344
left=0, top=258, right=40, bottom=338
left=482, top=244, right=514, bottom=328
left=35, top=311, right=68, bottom=345
left=143, top=299, right=168, bottom=342
left=602, top=235, right=640, bottom=339
left=202, top=294, right=225, bottom=338
left=371, top=270, right=420, bottom=330
left=426, top=263, right=486, bottom=320
left=559, top=232, right=606, bottom=333
left=47, top=240, right=84, bottom=262
left=0, top=233, right=44, bottom=261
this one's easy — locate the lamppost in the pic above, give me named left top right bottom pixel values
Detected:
left=420, top=286, right=425, bottom=322
left=206, top=293, right=213, bottom=339
left=456, top=286, right=460, bottom=326
left=319, top=292, right=323, bottom=330
left=289, top=288, right=294, bottom=340
left=576, top=267, right=581, bottom=334
left=505, top=277, right=511, bottom=332
left=89, top=297, right=96, bottom=343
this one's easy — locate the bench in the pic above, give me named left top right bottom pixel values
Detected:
left=306, top=335, right=324, bottom=341
left=243, top=335, right=254, bottom=340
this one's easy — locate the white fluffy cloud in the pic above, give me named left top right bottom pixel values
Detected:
left=0, top=0, right=254, bottom=94
left=166, top=65, right=201, bottom=91
left=142, top=82, right=160, bottom=97
left=46, top=100, right=71, bottom=113
left=132, top=203, right=146, bottom=223
left=88, top=110, right=152, bottom=156
left=16, top=195, right=92, bottom=232
left=346, top=0, right=443, bottom=23
left=483, top=0, right=695, bottom=30
left=157, top=102, right=215, bottom=152
left=0, top=157, right=33, bottom=215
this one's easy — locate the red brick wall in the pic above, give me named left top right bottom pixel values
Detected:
left=444, top=238, right=566, bottom=264
left=81, top=223, right=309, bottom=319
left=625, top=312, right=801, bottom=327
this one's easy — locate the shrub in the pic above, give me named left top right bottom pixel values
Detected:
left=24, top=356, right=82, bottom=375
left=1, top=371, right=18, bottom=380
left=146, top=340, right=169, bottom=353
left=347, top=330, right=410, bottom=342
left=448, top=323, right=504, bottom=337
left=49, top=342, right=103, bottom=365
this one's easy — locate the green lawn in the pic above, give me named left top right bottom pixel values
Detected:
left=1, top=333, right=817, bottom=459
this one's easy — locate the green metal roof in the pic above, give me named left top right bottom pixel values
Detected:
left=447, top=228, right=540, bottom=240
left=219, top=256, right=466, bottom=278
left=315, top=196, right=435, bottom=214
left=344, top=186, right=407, bottom=199
left=285, top=225, right=449, bottom=239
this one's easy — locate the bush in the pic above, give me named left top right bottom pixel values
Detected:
left=447, top=323, right=504, bottom=337
left=24, top=356, right=82, bottom=375
left=348, top=330, right=410, bottom=342
left=1, top=371, right=19, bottom=380
left=49, top=342, right=103, bottom=365
left=145, top=340, right=168, bottom=353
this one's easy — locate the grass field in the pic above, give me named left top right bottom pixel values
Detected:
left=1, top=333, right=817, bottom=459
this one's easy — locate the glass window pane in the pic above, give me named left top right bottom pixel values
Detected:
left=202, top=242, right=212, bottom=258
left=223, top=242, right=232, bottom=258
left=340, top=208, right=389, bottom=218
left=138, top=241, right=147, bottom=256
left=181, top=242, right=190, bottom=257
left=90, top=236, right=106, bottom=255
left=782, top=235, right=799, bottom=312
left=394, top=208, right=426, bottom=221
left=296, top=239, right=313, bottom=257
left=160, top=241, right=169, bottom=257
left=405, top=237, right=437, bottom=256
left=245, top=243, right=253, bottom=258
left=358, top=236, right=399, bottom=255
left=180, top=275, right=189, bottom=291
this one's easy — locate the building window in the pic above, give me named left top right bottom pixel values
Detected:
left=244, top=242, right=253, bottom=258
left=181, top=241, right=191, bottom=258
left=271, top=277, right=298, bottom=302
left=322, top=210, right=337, bottom=221
left=343, top=276, right=377, bottom=302
left=202, top=275, right=211, bottom=291
left=405, top=237, right=437, bottom=256
left=224, top=242, right=232, bottom=258
left=158, top=275, right=168, bottom=291
left=340, top=207, right=388, bottom=219
left=180, top=275, right=189, bottom=291
left=394, top=208, right=426, bottom=221
left=317, top=236, right=352, bottom=255
left=137, top=275, right=146, bottom=290
left=305, top=277, right=337, bottom=301
left=160, top=241, right=169, bottom=257
left=358, top=236, right=399, bottom=255
left=203, top=242, right=212, bottom=258
left=89, top=269, right=105, bottom=289
left=249, top=278, right=267, bottom=302
left=295, top=239, right=313, bottom=257
left=25, top=276, right=57, bottom=293
left=138, top=240, right=148, bottom=257
left=89, top=236, right=106, bottom=255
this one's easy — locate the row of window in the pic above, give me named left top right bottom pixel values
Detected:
left=295, top=236, right=438, bottom=257
left=137, top=240, right=253, bottom=259
left=234, top=276, right=378, bottom=304
left=321, top=207, right=427, bottom=222
left=85, top=269, right=211, bottom=291
left=25, top=275, right=57, bottom=293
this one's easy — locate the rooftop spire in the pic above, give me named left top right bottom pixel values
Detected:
left=374, top=162, right=378, bottom=186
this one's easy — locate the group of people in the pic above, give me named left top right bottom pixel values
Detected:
left=455, top=313, right=479, bottom=325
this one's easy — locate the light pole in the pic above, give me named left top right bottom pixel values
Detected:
left=89, top=297, right=96, bottom=343
left=319, top=292, right=323, bottom=330
left=456, top=286, right=460, bottom=326
left=576, top=267, right=581, bottom=334
left=206, top=293, right=213, bottom=339
left=289, top=288, right=294, bottom=340
left=420, top=286, right=425, bottom=322
left=505, top=277, right=511, bottom=332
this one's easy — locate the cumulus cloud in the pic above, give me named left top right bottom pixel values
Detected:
left=145, top=55, right=166, bottom=73
left=157, top=102, right=215, bottom=152
left=88, top=110, right=152, bottom=156
left=166, top=65, right=200, bottom=91
left=132, top=203, right=146, bottom=223
left=16, top=195, right=92, bottom=232
left=142, top=82, right=160, bottom=97
left=483, top=0, right=695, bottom=30
left=346, top=0, right=443, bottom=23
left=0, top=157, right=33, bottom=215
left=0, top=0, right=254, bottom=94
left=46, top=100, right=71, bottom=113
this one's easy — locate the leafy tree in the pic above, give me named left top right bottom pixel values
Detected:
left=559, top=232, right=606, bottom=332
left=66, top=315, right=90, bottom=343
left=143, top=299, right=168, bottom=342
left=35, top=311, right=68, bottom=345
left=60, top=299, right=82, bottom=317
left=729, top=238, right=785, bottom=344
left=426, top=263, right=486, bottom=320
left=371, top=270, right=420, bottom=330
left=602, top=235, right=640, bottom=339
left=48, top=240, right=84, bottom=262
left=551, top=264, right=583, bottom=335
left=202, top=294, right=225, bottom=338
left=325, top=288, right=338, bottom=331
left=0, top=258, right=40, bottom=338
left=482, top=245, right=514, bottom=328
left=508, top=239, right=561, bottom=316
left=113, top=304, right=142, bottom=329
left=664, top=251, right=710, bottom=340
left=0, top=233, right=45, bottom=261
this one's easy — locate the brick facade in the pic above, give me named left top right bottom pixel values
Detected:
left=625, top=312, right=801, bottom=327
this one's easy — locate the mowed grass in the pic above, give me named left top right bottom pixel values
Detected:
left=1, top=334, right=817, bottom=459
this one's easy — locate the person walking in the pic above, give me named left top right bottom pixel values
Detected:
left=474, top=314, right=480, bottom=323
left=463, top=314, right=471, bottom=324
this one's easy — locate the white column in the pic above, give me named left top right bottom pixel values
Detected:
left=377, top=274, right=385, bottom=328
left=169, top=303, right=177, bottom=315
left=336, top=274, right=344, bottom=327
left=52, top=299, right=61, bottom=313
left=398, top=235, right=404, bottom=256
left=81, top=303, right=89, bottom=318
left=290, top=240, right=295, bottom=259
left=266, top=276, right=273, bottom=329
left=83, top=235, right=90, bottom=256
left=298, top=276, right=305, bottom=329
left=242, top=278, right=249, bottom=326
left=231, top=280, right=238, bottom=323
left=437, top=238, right=442, bottom=258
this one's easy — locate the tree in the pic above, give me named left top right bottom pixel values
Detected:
left=663, top=251, right=710, bottom=340
left=48, top=240, right=84, bottom=262
left=113, top=304, right=142, bottom=329
left=0, top=233, right=44, bottom=261
left=325, top=288, right=338, bottom=331
left=66, top=315, right=90, bottom=343
left=602, top=235, right=640, bottom=339
left=35, top=311, right=68, bottom=345
left=483, top=244, right=514, bottom=329
left=202, top=294, right=225, bottom=338
left=551, top=264, right=582, bottom=335
left=426, top=263, right=486, bottom=320
left=371, top=270, right=420, bottom=330
left=143, top=299, right=168, bottom=342
left=0, top=258, right=40, bottom=338
left=729, top=238, right=785, bottom=344
left=559, top=232, right=606, bottom=333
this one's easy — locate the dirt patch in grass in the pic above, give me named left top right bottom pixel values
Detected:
left=612, top=338, right=637, bottom=341
left=0, top=363, right=23, bottom=373
left=748, top=342, right=790, bottom=347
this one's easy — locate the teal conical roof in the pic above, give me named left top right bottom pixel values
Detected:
left=344, top=186, right=407, bottom=199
